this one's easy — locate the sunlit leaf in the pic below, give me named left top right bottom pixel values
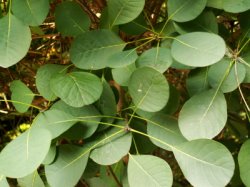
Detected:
left=0, top=175, right=9, bottom=187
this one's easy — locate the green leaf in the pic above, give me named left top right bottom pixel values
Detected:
left=52, top=100, right=100, bottom=139
left=90, top=131, right=132, bottom=165
left=33, top=109, right=76, bottom=139
left=112, top=63, right=136, bottom=86
left=0, top=14, right=31, bottom=68
left=208, top=59, right=246, bottom=93
left=17, top=171, right=45, bottom=187
left=238, top=139, right=250, bottom=186
left=96, top=80, right=117, bottom=124
left=223, top=0, right=250, bottom=13
left=136, top=47, right=173, bottom=73
left=70, top=30, right=125, bottom=70
left=50, top=71, right=103, bottom=107
left=147, top=114, right=187, bottom=151
left=173, top=11, right=218, bottom=34
left=0, top=176, right=9, bottom=187
left=178, top=89, right=227, bottom=140
left=10, top=80, right=34, bottom=113
left=186, top=68, right=210, bottom=96
left=55, top=1, right=90, bottom=37
left=12, top=0, right=49, bottom=26
left=108, top=0, right=145, bottom=27
left=42, top=143, right=56, bottom=165
left=108, top=49, right=138, bottom=68
left=171, top=32, right=226, bottom=67
left=128, top=67, right=169, bottom=112
left=0, top=127, right=51, bottom=178
left=206, top=0, right=223, bottom=9
left=36, top=64, right=65, bottom=101
left=173, top=139, right=235, bottom=187
left=167, top=0, right=207, bottom=22
left=128, top=155, right=173, bottom=187
left=45, top=145, right=89, bottom=187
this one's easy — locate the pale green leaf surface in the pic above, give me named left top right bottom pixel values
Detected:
left=33, top=109, right=76, bottom=139
left=42, top=144, right=56, bottom=165
left=0, top=14, right=31, bottom=68
left=108, top=0, right=145, bottom=26
left=12, top=0, right=49, bottom=26
left=136, top=47, right=172, bottom=73
left=90, top=132, right=132, bottom=165
left=18, top=171, right=45, bottom=187
left=45, top=145, right=89, bottom=187
left=70, top=30, right=125, bottom=70
left=128, top=155, right=173, bottom=187
left=0, top=127, right=51, bottom=178
left=0, top=176, right=9, bottom=187
left=147, top=114, right=187, bottom=151
left=208, top=59, right=246, bottom=93
left=223, top=0, right=250, bottom=13
left=238, top=139, right=250, bottom=186
left=50, top=72, right=103, bottom=107
left=36, top=64, right=65, bottom=101
left=10, top=80, right=34, bottom=113
left=128, top=67, right=169, bottom=112
left=178, top=89, right=227, bottom=140
left=173, top=139, right=235, bottom=187
left=108, top=49, right=138, bottom=68
left=167, top=0, right=207, bottom=22
left=112, top=63, right=136, bottom=86
left=55, top=1, right=90, bottom=36
left=171, top=32, right=226, bottom=67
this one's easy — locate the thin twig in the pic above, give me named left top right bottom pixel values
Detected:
left=107, top=166, right=122, bottom=187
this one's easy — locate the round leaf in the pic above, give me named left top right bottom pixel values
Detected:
left=208, top=59, right=246, bottom=93
left=108, top=49, right=138, bottom=68
left=0, top=127, right=51, bottom=178
left=36, top=64, right=65, bottom=101
left=90, top=132, right=132, bottom=165
left=178, top=89, right=227, bottom=140
left=45, top=145, right=89, bottom=187
left=128, top=67, right=169, bottom=112
left=136, top=47, right=173, bottom=73
left=128, top=155, right=173, bottom=187
left=173, top=139, right=235, bottom=187
left=171, top=32, right=226, bottom=67
left=238, top=139, right=250, bottom=186
left=55, top=1, right=90, bottom=37
left=50, top=72, right=103, bottom=107
left=12, top=0, right=49, bottom=26
left=0, top=14, right=31, bottom=68
left=223, top=0, right=250, bottom=13
left=112, top=63, right=136, bottom=86
left=70, top=30, right=125, bottom=70
left=10, top=80, right=34, bottom=113
left=167, top=0, right=207, bottom=22
left=108, top=0, right=145, bottom=26
left=17, top=171, right=45, bottom=187
left=147, top=114, right=187, bottom=151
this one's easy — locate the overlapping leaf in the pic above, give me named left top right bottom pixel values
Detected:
left=238, top=139, right=250, bottom=186
left=17, top=171, right=45, bottom=187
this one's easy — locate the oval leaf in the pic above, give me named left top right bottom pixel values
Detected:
left=208, top=58, right=246, bottom=93
left=171, top=32, right=226, bottom=67
left=108, top=0, right=145, bottom=26
left=50, top=71, right=103, bottom=107
left=17, top=171, right=45, bottom=187
left=108, top=49, right=138, bottom=68
left=36, top=64, right=65, bottom=101
left=90, top=132, right=132, bottom=165
left=55, top=1, right=90, bottom=36
left=112, top=63, right=136, bottom=86
left=223, top=0, right=250, bottom=13
left=0, top=127, right=51, bottom=178
left=147, top=114, right=187, bottom=151
left=179, top=89, right=227, bottom=140
left=10, top=80, right=34, bottom=113
left=136, top=47, right=173, bottom=73
left=70, top=30, right=125, bottom=70
left=238, top=139, right=250, bottom=186
left=45, top=145, right=89, bottom=187
left=128, top=67, right=169, bottom=112
left=128, top=155, right=173, bottom=187
left=0, top=14, right=31, bottom=68
left=12, top=0, right=49, bottom=26
left=173, top=139, right=235, bottom=187
left=167, top=0, right=207, bottom=22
